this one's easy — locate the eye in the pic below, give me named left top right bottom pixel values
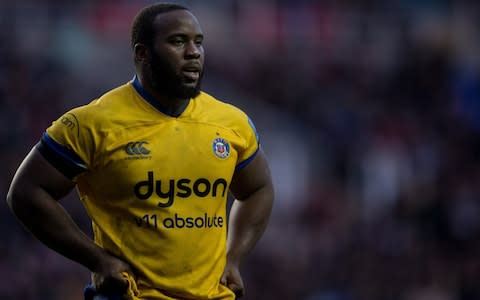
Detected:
left=194, top=39, right=203, bottom=46
left=170, top=38, right=185, bottom=46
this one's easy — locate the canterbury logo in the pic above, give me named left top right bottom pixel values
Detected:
left=125, top=141, right=150, bottom=155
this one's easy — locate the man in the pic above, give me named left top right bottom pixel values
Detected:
left=6, top=3, right=274, bottom=300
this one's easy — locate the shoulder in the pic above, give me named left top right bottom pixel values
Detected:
left=193, top=91, right=259, bottom=144
left=62, top=82, right=133, bottom=126
left=195, top=91, right=250, bottom=122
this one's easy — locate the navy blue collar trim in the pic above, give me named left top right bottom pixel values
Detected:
left=131, top=75, right=187, bottom=117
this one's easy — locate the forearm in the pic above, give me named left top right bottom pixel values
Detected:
left=226, top=185, right=273, bottom=265
left=8, top=189, right=107, bottom=272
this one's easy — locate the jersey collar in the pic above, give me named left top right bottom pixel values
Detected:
left=131, top=75, right=190, bottom=117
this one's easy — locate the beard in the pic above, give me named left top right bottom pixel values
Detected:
left=147, top=51, right=203, bottom=99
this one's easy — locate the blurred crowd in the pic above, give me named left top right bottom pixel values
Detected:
left=2, top=0, right=480, bottom=299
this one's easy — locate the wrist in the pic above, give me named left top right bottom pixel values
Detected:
left=85, top=246, right=113, bottom=272
left=226, top=252, right=241, bottom=267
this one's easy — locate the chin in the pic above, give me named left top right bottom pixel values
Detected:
left=181, top=84, right=201, bottom=98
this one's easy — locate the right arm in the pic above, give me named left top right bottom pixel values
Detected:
left=7, top=146, right=130, bottom=294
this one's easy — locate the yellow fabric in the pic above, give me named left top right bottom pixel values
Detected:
left=46, top=81, right=259, bottom=299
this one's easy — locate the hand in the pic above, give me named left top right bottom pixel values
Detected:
left=91, top=254, right=132, bottom=296
left=220, top=261, right=244, bottom=298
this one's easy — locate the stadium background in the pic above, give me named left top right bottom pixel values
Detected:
left=2, top=0, right=480, bottom=299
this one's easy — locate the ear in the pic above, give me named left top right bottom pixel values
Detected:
left=133, top=43, right=149, bottom=64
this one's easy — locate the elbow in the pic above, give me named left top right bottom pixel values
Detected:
left=7, top=183, right=39, bottom=226
left=6, top=182, right=29, bottom=217
left=7, top=184, right=20, bottom=213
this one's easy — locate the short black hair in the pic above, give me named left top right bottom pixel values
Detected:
left=130, top=3, right=188, bottom=49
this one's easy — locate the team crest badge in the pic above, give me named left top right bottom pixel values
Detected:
left=212, top=138, right=230, bottom=159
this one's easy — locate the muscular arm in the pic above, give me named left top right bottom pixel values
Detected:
left=7, top=147, right=130, bottom=294
left=221, top=148, right=274, bottom=296
left=228, top=149, right=274, bottom=265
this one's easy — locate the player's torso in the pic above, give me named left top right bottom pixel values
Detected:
left=76, top=90, right=240, bottom=297
left=85, top=117, right=238, bottom=213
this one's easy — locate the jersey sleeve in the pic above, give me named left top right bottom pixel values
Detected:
left=235, top=115, right=260, bottom=170
left=37, top=107, right=97, bottom=180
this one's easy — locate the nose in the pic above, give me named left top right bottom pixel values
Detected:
left=185, top=41, right=201, bottom=59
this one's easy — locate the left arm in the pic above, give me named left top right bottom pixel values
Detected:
left=221, top=149, right=274, bottom=297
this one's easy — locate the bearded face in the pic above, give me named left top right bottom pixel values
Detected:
left=136, top=9, right=205, bottom=101
left=147, top=49, right=203, bottom=100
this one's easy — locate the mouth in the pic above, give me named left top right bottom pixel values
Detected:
left=182, top=70, right=200, bottom=81
left=182, top=65, right=201, bottom=82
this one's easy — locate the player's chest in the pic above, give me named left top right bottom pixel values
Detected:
left=98, top=120, right=239, bottom=176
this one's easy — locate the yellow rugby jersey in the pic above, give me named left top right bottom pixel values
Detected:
left=38, top=76, right=259, bottom=299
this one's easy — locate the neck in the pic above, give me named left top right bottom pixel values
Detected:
left=133, top=74, right=190, bottom=117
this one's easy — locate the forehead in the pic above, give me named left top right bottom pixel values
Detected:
left=152, top=10, right=203, bottom=37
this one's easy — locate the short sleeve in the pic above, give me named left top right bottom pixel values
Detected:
left=38, top=108, right=96, bottom=180
left=236, top=116, right=260, bottom=170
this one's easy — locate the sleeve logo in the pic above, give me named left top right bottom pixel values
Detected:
left=59, top=113, right=80, bottom=137
left=212, top=138, right=230, bottom=159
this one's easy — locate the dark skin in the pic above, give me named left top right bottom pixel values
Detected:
left=7, top=148, right=132, bottom=295
left=134, top=10, right=205, bottom=117
left=7, top=9, right=273, bottom=299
